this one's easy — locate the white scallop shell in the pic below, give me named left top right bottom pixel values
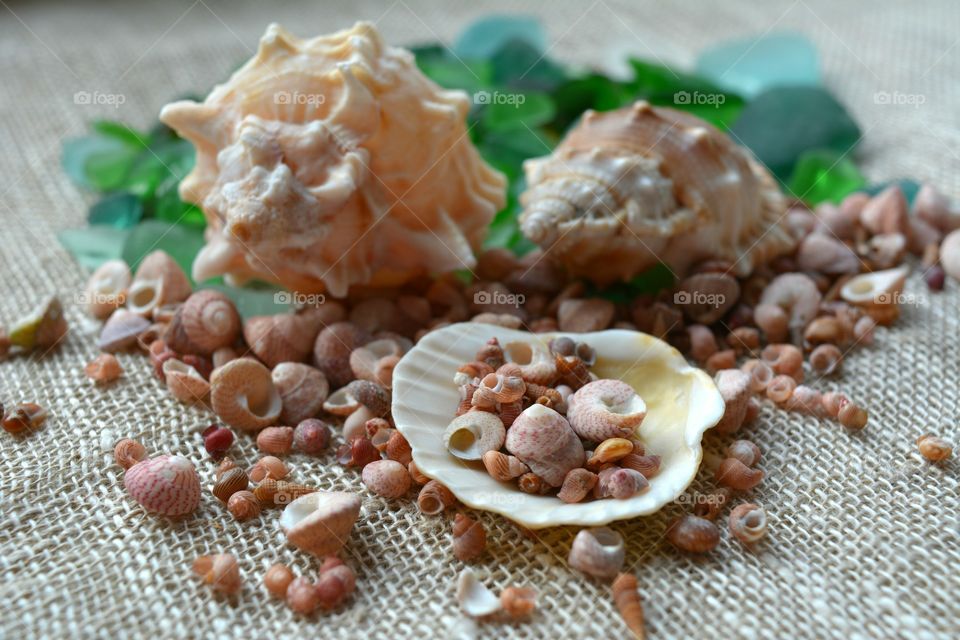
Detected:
left=392, top=322, right=724, bottom=528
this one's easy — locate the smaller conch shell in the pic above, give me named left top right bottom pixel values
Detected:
left=84, top=259, right=130, bottom=319
left=444, top=412, right=506, bottom=461
left=279, top=491, right=361, bottom=557
left=126, top=251, right=192, bottom=317
left=210, top=358, right=282, bottom=431
left=505, top=404, right=585, bottom=487
left=567, top=379, right=646, bottom=442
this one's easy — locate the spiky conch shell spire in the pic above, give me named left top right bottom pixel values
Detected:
left=160, top=22, right=506, bottom=297
left=518, top=101, right=794, bottom=284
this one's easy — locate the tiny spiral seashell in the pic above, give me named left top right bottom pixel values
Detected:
left=163, top=359, right=210, bottom=404
left=473, top=372, right=526, bottom=406
left=227, top=490, right=261, bottom=521
left=452, top=513, right=486, bottom=562
left=715, top=457, right=764, bottom=491
left=498, top=399, right=523, bottom=427
left=126, top=251, right=192, bottom=317
left=500, top=586, right=537, bottom=619
left=313, top=322, right=372, bottom=389
left=454, top=360, right=495, bottom=386
left=210, top=358, right=282, bottom=431
left=114, top=438, right=146, bottom=470
left=408, top=461, right=430, bottom=485
left=293, top=418, right=331, bottom=455
left=272, top=363, right=329, bottom=425
left=480, top=450, right=528, bottom=482
left=257, top=426, right=295, bottom=455
left=618, top=453, right=661, bottom=478
left=253, top=479, right=317, bottom=507
left=85, top=353, right=123, bottom=384
left=361, top=459, right=412, bottom=498
left=568, top=527, right=625, bottom=579
left=557, top=468, right=598, bottom=503
left=249, top=456, right=289, bottom=482
left=475, top=337, right=505, bottom=369
left=212, top=467, right=249, bottom=502
left=417, top=480, right=456, bottom=516
left=555, top=354, right=592, bottom=390
left=384, top=431, right=412, bottom=466
left=728, top=503, right=767, bottom=544
left=714, top=369, right=752, bottom=435
left=286, top=576, right=319, bottom=614
left=124, top=455, right=201, bottom=517
left=215, top=456, right=237, bottom=480
left=917, top=434, right=953, bottom=462
left=612, top=573, right=645, bottom=639
left=244, top=312, right=324, bottom=369
left=567, top=379, right=646, bottom=443
left=335, top=437, right=381, bottom=469
left=84, top=259, right=130, bottom=319
left=505, top=404, right=584, bottom=487
left=594, top=467, right=649, bottom=499
left=503, top=340, right=557, bottom=385
left=725, top=440, right=761, bottom=467
left=517, top=472, right=550, bottom=494
left=345, top=379, right=391, bottom=416
left=279, top=491, right=361, bottom=557
left=192, top=553, right=241, bottom=595
left=444, top=411, right=506, bottom=461
left=263, top=563, right=294, bottom=599
left=164, top=290, right=240, bottom=356
left=666, top=514, right=720, bottom=553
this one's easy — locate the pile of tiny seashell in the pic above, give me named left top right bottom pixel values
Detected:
left=1, top=182, right=958, bottom=636
left=448, top=336, right=661, bottom=502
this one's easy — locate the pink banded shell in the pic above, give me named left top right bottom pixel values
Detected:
left=504, top=404, right=584, bottom=487
left=567, top=379, right=646, bottom=442
left=123, top=455, right=201, bottom=516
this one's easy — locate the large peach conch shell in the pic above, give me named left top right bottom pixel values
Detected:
left=518, top=101, right=794, bottom=283
left=159, top=22, right=505, bottom=297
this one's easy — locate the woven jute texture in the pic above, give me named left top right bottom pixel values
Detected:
left=1, top=1, right=958, bottom=638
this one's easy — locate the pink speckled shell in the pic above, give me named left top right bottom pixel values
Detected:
left=504, top=404, right=584, bottom=487
left=361, top=459, right=411, bottom=498
left=123, top=455, right=201, bottom=516
left=567, top=379, right=646, bottom=442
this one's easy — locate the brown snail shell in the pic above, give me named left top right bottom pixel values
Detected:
left=210, top=358, right=282, bottom=431
left=243, top=312, right=325, bottom=369
left=452, top=513, right=486, bottom=562
left=271, top=362, right=329, bottom=424
left=164, top=290, right=240, bottom=356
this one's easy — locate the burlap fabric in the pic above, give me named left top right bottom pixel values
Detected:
left=1, top=1, right=958, bottom=638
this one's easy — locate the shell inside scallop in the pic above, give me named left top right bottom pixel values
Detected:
left=392, top=322, right=724, bottom=528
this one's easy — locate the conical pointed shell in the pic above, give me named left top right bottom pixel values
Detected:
left=443, top=411, right=506, bottom=461
left=279, top=491, right=361, bottom=557
left=123, top=455, right=201, bottom=516
left=210, top=358, right=282, bottom=431
left=392, top=323, right=724, bottom=528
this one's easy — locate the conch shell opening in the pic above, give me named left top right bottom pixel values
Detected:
left=160, top=22, right=505, bottom=297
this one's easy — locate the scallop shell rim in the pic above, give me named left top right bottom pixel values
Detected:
left=392, top=322, right=724, bottom=529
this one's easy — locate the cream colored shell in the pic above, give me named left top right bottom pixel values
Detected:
left=392, top=322, right=724, bottom=528
left=160, top=22, right=505, bottom=297
left=519, top=101, right=794, bottom=283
